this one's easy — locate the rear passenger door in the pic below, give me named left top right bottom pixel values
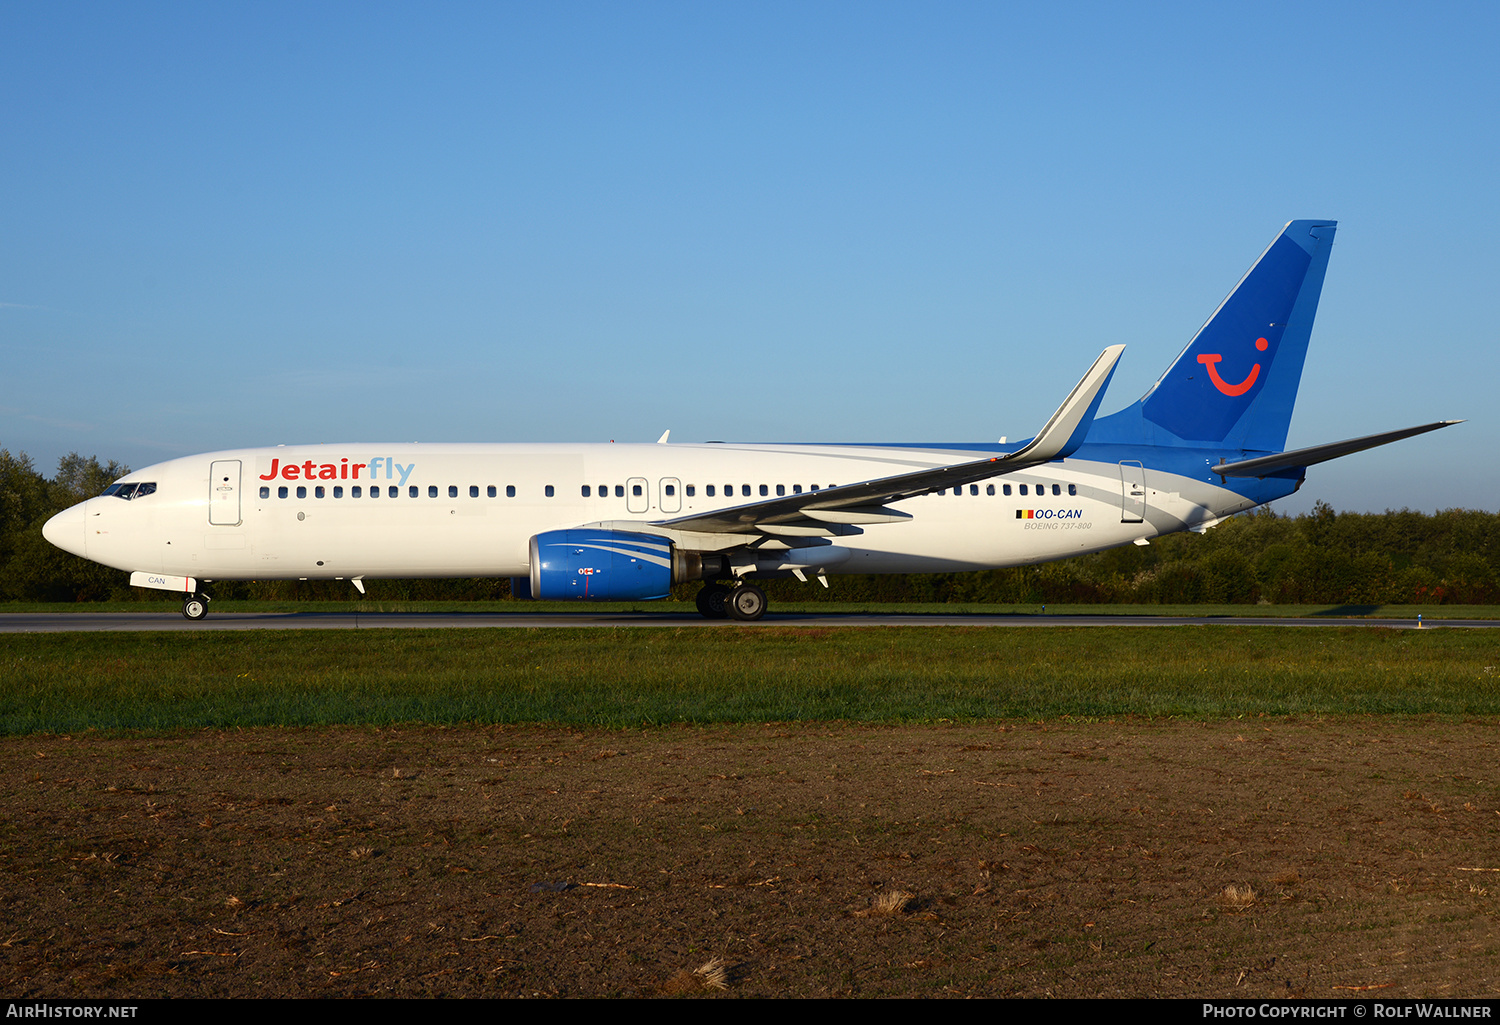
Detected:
left=1118, top=461, right=1145, bottom=523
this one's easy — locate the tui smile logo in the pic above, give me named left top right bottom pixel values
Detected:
left=1197, top=336, right=1269, bottom=397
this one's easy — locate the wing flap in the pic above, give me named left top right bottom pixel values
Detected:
left=801, top=505, right=914, bottom=524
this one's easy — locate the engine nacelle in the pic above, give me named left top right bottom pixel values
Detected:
left=528, top=529, right=721, bottom=601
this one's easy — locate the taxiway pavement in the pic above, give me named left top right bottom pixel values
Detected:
left=3, top=611, right=1494, bottom=632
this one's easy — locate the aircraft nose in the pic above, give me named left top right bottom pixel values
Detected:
left=42, top=502, right=87, bottom=558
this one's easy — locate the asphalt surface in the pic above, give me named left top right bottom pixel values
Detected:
left=3, top=611, right=1495, bottom=632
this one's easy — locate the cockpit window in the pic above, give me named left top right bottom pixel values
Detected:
left=102, top=482, right=156, bottom=500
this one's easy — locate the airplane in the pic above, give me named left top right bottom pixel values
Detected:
left=42, top=219, right=1459, bottom=622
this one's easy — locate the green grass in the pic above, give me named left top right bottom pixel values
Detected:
left=3, top=626, right=1498, bottom=734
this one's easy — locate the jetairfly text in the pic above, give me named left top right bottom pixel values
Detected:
left=258, top=457, right=415, bottom=486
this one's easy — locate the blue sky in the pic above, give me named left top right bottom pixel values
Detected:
left=4, top=1, right=1495, bottom=514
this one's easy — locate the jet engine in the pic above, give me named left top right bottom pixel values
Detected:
left=525, top=529, right=723, bottom=601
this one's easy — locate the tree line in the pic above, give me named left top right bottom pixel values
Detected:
left=3, top=447, right=1495, bottom=605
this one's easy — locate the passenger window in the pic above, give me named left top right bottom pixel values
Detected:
left=1068, top=484, right=1077, bottom=496
left=545, top=485, right=555, bottom=497
left=987, top=484, right=995, bottom=496
left=389, top=486, right=399, bottom=498
left=615, top=485, right=624, bottom=498
left=665, top=484, right=675, bottom=496
left=487, top=486, right=496, bottom=498
left=352, top=486, right=362, bottom=498
left=316, top=486, right=326, bottom=499
left=259, top=486, right=270, bottom=499
left=760, top=484, right=768, bottom=496
left=408, top=486, right=418, bottom=498
left=742, top=485, right=751, bottom=497
left=333, top=486, right=343, bottom=498
left=297, top=486, right=307, bottom=499
left=1052, top=484, right=1061, bottom=496
left=685, top=485, right=695, bottom=497
left=971, top=485, right=979, bottom=496
left=706, top=485, right=716, bottom=497
left=429, top=486, right=438, bottom=498
left=506, top=485, right=516, bottom=498
left=810, top=484, right=819, bottom=492
left=469, top=485, right=478, bottom=498
left=581, top=485, right=591, bottom=497
left=448, top=485, right=458, bottom=498
left=632, top=484, right=642, bottom=496
left=793, top=484, right=802, bottom=494
left=278, top=486, right=288, bottom=499
left=1003, top=484, right=1012, bottom=496
left=1019, top=485, right=1027, bottom=496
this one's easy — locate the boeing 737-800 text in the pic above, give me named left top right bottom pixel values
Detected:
left=43, top=220, right=1458, bottom=620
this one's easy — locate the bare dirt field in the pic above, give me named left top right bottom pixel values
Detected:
left=4, top=719, right=1499, bottom=998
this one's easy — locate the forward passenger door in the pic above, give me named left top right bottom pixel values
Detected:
left=209, top=460, right=242, bottom=526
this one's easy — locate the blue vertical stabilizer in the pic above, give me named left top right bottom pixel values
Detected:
left=1088, top=219, right=1336, bottom=453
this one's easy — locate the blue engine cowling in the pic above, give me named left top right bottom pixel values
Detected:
left=528, top=529, right=677, bottom=601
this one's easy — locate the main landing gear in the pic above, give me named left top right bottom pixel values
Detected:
left=182, top=593, right=210, bottom=621
left=696, top=582, right=767, bottom=622
left=696, top=583, right=730, bottom=619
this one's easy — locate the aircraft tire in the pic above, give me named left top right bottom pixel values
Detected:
left=695, top=583, right=731, bottom=619
left=182, top=596, right=209, bottom=621
left=725, top=583, right=767, bottom=622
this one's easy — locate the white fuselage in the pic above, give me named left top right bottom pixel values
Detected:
left=46, top=441, right=1256, bottom=585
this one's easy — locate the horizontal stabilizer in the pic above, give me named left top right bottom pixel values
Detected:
left=1210, top=421, right=1462, bottom=478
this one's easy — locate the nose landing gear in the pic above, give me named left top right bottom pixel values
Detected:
left=182, top=593, right=210, bottom=621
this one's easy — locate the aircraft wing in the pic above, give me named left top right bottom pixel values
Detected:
left=1210, top=420, right=1462, bottom=478
left=655, top=345, right=1125, bottom=535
